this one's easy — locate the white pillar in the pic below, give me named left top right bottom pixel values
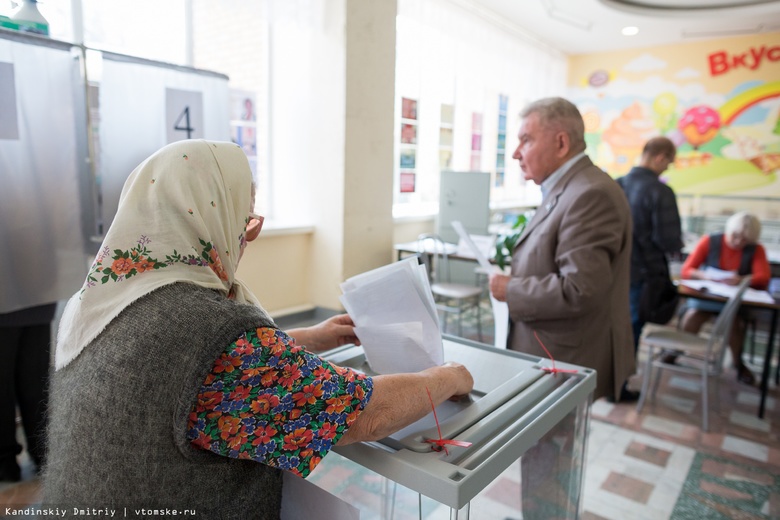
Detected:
left=341, top=0, right=397, bottom=280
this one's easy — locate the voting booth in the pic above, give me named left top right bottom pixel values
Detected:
left=94, top=50, right=231, bottom=233
left=0, top=29, right=92, bottom=313
left=312, top=335, right=595, bottom=519
left=0, top=28, right=231, bottom=314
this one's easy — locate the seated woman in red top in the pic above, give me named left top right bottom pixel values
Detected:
left=679, top=211, right=771, bottom=385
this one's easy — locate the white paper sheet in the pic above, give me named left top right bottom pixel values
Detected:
left=355, top=322, right=439, bottom=374
left=680, top=279, right=775, bottom=304
left=340, top=256, right=443, bottom=374
left=703, top=266, right=737, bottom=282
left=451, top=220, right=510, bottom=349
left=456, top=234, right=494, bottom=260
left=341, top=257, right=438, bottom=325
left=451, top=221, right=495, bottom=273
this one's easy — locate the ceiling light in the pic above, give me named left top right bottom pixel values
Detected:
left=622, top=26, right=640, bottom=35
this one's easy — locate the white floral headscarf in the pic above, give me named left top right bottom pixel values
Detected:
left=55, top=140, right=262, bottom=370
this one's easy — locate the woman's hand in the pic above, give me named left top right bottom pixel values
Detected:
left=286, top=314, right=360, bottom=352
left=440, top=361, right=474, bottom=398
left=337, top=361, right=475, bottom=445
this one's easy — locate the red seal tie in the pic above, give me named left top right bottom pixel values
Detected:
left=534, top=330, right=578, bottom=375
left=424, top=387, right=472, bottom=455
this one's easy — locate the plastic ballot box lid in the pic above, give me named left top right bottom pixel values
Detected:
left=322, top=336, right=596, bottom=510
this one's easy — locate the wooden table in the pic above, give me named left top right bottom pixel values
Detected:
left=678, top=284, right=779, bottom=419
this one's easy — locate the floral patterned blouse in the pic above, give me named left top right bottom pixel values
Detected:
left=187, top=327, right=373, bottom=478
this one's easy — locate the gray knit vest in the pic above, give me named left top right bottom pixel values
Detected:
left=43, top=283, right=283, bottom=519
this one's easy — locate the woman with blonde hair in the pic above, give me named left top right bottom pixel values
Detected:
left=678, top=211, right=771, bottom=385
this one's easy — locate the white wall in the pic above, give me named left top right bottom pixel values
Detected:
left=267, top=0, right=346, bottom=227
left=394, top=0, right=568, bottom=213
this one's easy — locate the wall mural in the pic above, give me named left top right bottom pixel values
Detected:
left=569, top=35, right=780, bottom=197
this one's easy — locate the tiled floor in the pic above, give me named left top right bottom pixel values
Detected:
left=2, top=307, right=778, bottom=519
left=302, top=357, right=778, bottom=520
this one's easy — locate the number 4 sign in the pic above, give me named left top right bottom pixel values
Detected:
left=166, top=88, right=204, bottom=143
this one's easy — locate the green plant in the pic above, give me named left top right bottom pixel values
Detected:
left=494, top=214, right=528, bottom=270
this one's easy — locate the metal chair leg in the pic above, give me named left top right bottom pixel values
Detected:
left=701, top=368, right=709, bottom=432
left=637, top=345, right=655, bottom=412
left=476, top=301, right=482, bottom=342
left=747, top=318, right=756, bottom=364
left=650, top=359, right=664, bottom=400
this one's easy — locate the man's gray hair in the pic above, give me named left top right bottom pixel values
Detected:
left=520, top=97, right=586, bottom=153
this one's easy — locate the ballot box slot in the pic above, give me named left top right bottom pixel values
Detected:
left=385, top=367, right=545, bottom=452
left=434, top=372, right=566, bottom=467
left=455, top=375, right=579, bottom=471
left=323, top=339, right=595, bottom=509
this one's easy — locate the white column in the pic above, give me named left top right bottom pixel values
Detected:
left=341, top=0, right=397, bottom=281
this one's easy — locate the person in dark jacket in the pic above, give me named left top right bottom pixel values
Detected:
left=0, top=303, right=55, bottom=481
left=616, top=136, right=684, bottom=400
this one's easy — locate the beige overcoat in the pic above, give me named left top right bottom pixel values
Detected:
left=505, top=155, right=635, bottom=401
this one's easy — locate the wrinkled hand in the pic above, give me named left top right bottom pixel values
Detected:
left=489, top=273, right=510, bottom=302
left=441, top=361, right=474, bottom=398
left=289, top=314, right=360, bottom=352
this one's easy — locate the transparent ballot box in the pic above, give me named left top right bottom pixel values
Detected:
left=309, top=336, right=595, bottom=519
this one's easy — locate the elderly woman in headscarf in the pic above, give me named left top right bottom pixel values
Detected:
left=678, top=211, right=771, bottom=385
left=43, top=140, right=473, bottom=517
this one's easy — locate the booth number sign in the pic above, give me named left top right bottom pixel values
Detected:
left=166, top=88, right=204, bottom=143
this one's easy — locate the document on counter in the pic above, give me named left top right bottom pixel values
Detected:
left=455, top=233, right=494, bottom=261
left=702, top=266, right=737, bottom=282
left=340, top=256, right=443, bottom=374
left=680, top=279, right=775, bottom=304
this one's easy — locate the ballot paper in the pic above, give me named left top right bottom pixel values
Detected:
left=340, top=256, right=443, bottom=374
left=451, top=220, right=495, bottom=273
left=680, top=279, right=775, bottom=304
left=455, top=233, right=494, bottom=261
left=703, top=266, right=738, bottom=282
left=451, top=220, right=509, bottom=349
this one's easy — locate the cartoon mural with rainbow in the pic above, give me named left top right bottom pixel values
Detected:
left=668, top=81, right=780, bottom=195
left=570, top=42, right=780, bottom=197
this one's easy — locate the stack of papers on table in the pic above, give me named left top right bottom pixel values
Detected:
left=702, top=266, right=737, bottom=282
left=455, top=233, right=494, bottom=261
left=340, top=256, right=443, bottom=374
left=679, top=279, right=775, bottom=304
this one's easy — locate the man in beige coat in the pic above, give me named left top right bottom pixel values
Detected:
left=489, top=97, right=634, bottom=517
left=490, top=96, right=634, bottom=402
